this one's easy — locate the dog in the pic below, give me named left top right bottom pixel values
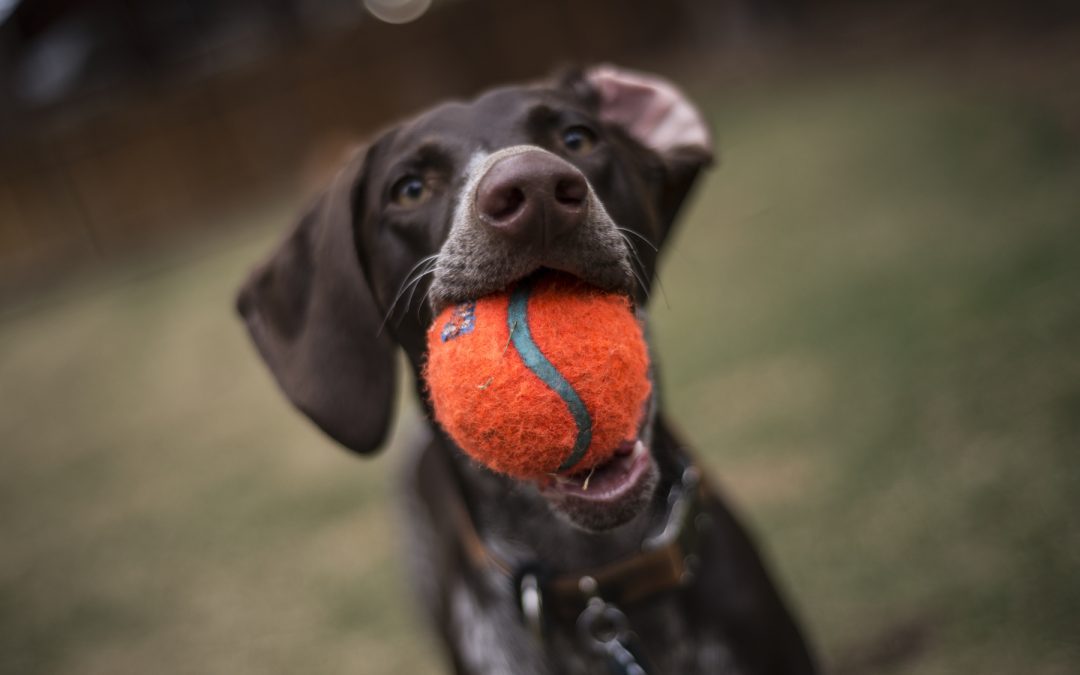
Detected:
left=236, top=65, right=818, bottom=675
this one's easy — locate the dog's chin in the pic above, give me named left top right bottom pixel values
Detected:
left=534, top=440, right=659, bottom=532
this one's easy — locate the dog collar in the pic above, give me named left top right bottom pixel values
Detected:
left=449, top=452, right=711, bottom=639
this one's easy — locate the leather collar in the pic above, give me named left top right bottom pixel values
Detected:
left=449, top=454, right=710, bottom=634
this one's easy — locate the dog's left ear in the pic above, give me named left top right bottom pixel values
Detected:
left=567, top=64, right=714, bottom=240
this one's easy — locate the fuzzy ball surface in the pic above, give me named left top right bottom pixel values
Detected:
left=424, top=273, right=651, bottom=479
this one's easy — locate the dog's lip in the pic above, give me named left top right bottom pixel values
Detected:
left=511, top=267, right=620, bottom=295
left=537, top=439, right=651, bottom=503
left=531, top=267, right=639, bottom=309
left=429, top=265, right=637, bottom=314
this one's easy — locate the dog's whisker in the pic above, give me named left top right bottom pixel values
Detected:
left=615, top=231, right=653, bottom=301
left=627, top=262, right=651, bottom=300
left=404, top=266, right=440, bottom=325
left=378, top=255, right=441, bottom=335
left=618, top=232, right=648, bottom=276
left=615, top=226, right=659, bottom=252
left=401, top=253, right=441, bottom=285
left=397, top=262, right=439, bottom=326
left=618, top=230, right=670, bottom=310
left=378, top=284, right=415, bottom=336
left=382, top=260, right=437, bottom=325
left=404, top=258, right=439, bottom=299
left=422, top=280, right=440, bottom=316
left=419, top=259, right=455, bottom=318
left=422, top=288, right=435, bottom=315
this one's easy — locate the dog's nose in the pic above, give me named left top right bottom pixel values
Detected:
left=475, top=150, right=587, bottom=246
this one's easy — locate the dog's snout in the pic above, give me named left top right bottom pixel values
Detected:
left=475, top=150, right=587, bottom=246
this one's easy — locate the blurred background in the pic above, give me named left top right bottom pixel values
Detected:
left=1, top=0, right=1078, bottom=673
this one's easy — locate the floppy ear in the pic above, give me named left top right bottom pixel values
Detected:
left=235, top=147, right=398, bottom=454
left=582, top=64, right=715, bottom=240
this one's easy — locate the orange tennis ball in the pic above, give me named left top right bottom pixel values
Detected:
left=424, top=273, right=651, bottom=479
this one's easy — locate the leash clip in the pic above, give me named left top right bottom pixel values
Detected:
left=576, top=580, right=653, bottom=675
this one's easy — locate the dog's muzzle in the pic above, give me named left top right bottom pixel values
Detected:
left=427, top=145, right=635, bottom=311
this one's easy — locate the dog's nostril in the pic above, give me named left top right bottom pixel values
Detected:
left=555, top=177, right=586, bottom=207
left=491, top=188, right=525, bottom=220
left=479, top=185, right=526, bottom=223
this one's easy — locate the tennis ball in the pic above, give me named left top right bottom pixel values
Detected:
left=424, top=272, right=651, bottom=479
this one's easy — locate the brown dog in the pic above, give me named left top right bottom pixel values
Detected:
left=237, top=65, right=817, bottom=674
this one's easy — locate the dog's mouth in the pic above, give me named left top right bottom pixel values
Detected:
left=530, top=386, right=659, bottom=532
left=540, top=438, right=652, bottom=500
left=534, top=440, right=658, bottom=534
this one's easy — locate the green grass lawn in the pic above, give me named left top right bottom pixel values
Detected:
left=2, top=68, right=1078, bottom=674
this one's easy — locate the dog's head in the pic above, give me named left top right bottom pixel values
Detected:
left=237, top=65, right=712, bottom=531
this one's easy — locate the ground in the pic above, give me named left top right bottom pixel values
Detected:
left=1, top=63, right=1078, bottom=674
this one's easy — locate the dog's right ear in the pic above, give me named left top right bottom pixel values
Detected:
left=235, top=147, right=398, bottom=454
left=561, top=65, right=714, bottom=245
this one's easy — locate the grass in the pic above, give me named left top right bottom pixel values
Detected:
left=2, top=68, right=1078, bottom=674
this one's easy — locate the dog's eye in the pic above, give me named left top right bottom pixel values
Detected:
left=391, top=175, right=432, bottom=207
left=560, top=125, right=597, bottom=155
